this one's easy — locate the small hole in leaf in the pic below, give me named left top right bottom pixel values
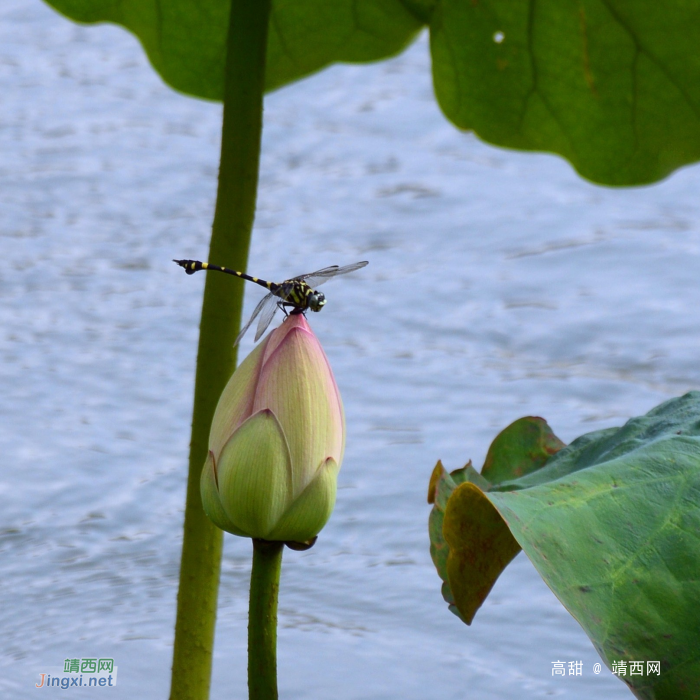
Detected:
left=493, top=31, right=505, bottom=44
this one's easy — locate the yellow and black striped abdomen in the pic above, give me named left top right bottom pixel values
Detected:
left=173, top=259, right=276, bottom=292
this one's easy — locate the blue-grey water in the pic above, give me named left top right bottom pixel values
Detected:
left=2, top=2, right=699, bottom=698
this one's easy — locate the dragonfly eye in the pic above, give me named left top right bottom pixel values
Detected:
left=309, top=291, right=326, bottom=312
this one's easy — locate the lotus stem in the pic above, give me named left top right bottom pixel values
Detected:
left=248, top=539, right=284, bottom=700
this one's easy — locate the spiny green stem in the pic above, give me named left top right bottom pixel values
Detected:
left=248, top=540, right=284, bottom=700
left=169, top=1, right=272, bottom=698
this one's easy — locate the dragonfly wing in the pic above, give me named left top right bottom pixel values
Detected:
left=234, top=293, right=274, bottom=347
left=299, top=261, right=368, bottom=288
left=291, top=265, right=339, bottom=281
left=254, top=294, right=280, bottom=341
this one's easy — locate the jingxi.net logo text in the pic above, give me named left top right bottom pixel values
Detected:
left=35, top=658, right=118, bottom=689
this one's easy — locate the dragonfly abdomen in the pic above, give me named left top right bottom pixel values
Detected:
left=173, top=259, right=278, bottom=293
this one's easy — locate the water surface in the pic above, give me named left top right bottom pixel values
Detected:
left=2, top=3, right=699, bottom=698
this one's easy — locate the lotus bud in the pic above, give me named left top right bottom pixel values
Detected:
left=201, top=314, right=345, bottom=544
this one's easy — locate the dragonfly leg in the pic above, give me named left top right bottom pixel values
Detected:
left=277, top=301, right=290, bottom=318
left=278, top=302, right=305, bottom=319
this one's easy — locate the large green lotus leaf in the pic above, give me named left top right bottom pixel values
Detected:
left=430, top=0, right=700, bottom=185
left=43, top=0, right=423, bottom=98
left=44, top=0, right=700, bottom=185
left=442, top=392, right=700, bottom=699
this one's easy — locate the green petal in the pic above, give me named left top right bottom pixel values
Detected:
left=217, top=409, right=293, bottom=539
left=200, top=451, right=249, bottom=537
left=268, top=457, right=339, bottom=543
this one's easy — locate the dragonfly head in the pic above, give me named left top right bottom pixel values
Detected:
left=308, top=290, right=326, bottom=312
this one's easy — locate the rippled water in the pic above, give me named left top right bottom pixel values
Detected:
left=3, top=2, right=700, bottom=698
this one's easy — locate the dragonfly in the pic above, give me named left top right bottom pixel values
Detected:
left=174, top=258, right=368, bottom=346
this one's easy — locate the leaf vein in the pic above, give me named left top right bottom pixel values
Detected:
left=598, top=0, right=700, bottom=122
